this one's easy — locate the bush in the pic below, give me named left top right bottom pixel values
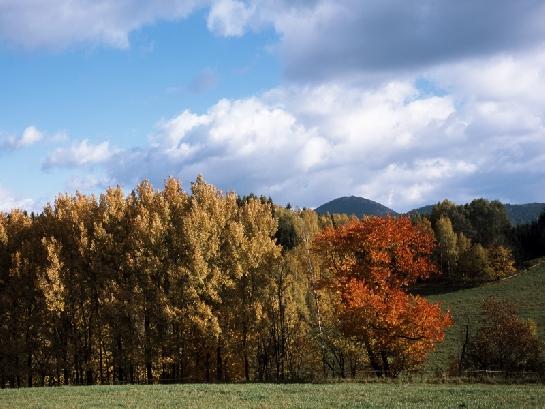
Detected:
left=461, top=298, right=544, bottom=373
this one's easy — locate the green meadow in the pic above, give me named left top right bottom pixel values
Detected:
left=427, top=259, right=545, bottom=370
left=1, top=383, right=545, bottom=409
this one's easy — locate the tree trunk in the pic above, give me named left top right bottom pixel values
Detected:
left=99, top=340, right=104, bottom=384
left=243, top=347, right=249, bottom=382
left=117, top=335, right=124, bottom=384
left=86, top=369, right=93, bottom=385
left=215, top=345, right=223, bottom=382
left=380, top=351, right=390, bottom=377
left=205, top=352, right=211, bottom=383
left=458, top=324, right=469, bottom=376
left=144, top=311, right=153, bottom=384
left=363, top=337, right=382, bottom=377
left=26, top=353, right=32, bottom=387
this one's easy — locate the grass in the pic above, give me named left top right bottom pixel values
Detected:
left=1, top=383, right=545, bottom=408
left=426, top=259, right=545, bottom=370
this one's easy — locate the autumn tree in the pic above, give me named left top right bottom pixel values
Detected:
left=123, top=181, right=164, bottom=382
left=462, top=298, right=544, bottom=373
left=1, top=179, right=469, bottom=385
left=434, top=216, right=458, bottom=279
left=488, top=245, right=516, bottom=280
left=92, top=186, right=131, bottom=384
left=457, top=243, right=494, bottom=282
left=0, top=210, right=41, bottom=387
left=431, top=200, right=474, bottom=239
left=314, top=216, right=452, bottom=377
left=466, top=199, right=510, bottom=247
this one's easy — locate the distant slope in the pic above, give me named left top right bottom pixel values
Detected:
left=315, top=196, right=397, bottom=218
left=425, top=259, right=545, bottom=370
left=505, top=203, right=545, bottom=225
left=407, top=204, right=434, bottom=216
left=408, top=202, right=545, bottom=225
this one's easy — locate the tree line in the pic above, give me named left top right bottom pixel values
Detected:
left=1, top=179, right=543, bottom=387
left=0, top=177, right=286, bottom=386
left=422, top=199, right=543, bottom=283
left=0, top=177, right=452, bottom=386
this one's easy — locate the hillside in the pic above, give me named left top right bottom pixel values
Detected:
left=315, top=196, right=397, bottom=218
left=425, top=260, right=545, bottom=370
left=505, top=203, right=545, bottom=225
left=318, top=197, right=545, bottom=225
left=407, top=204, right=434, bottom=216
left=408, top=202, right=545, bottom=225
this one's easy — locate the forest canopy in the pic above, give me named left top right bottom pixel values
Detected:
left=0, top=177, right=457, bottom=386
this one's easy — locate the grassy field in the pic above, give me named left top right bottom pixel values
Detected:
left=426, top=259, right=545, bottom=370
left=1, top=383, right=545, bottom=408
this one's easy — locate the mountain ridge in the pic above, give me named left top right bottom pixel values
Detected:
left=315, top=196, right=545, bottom=225
left=315, top=196, right=397, bottom=218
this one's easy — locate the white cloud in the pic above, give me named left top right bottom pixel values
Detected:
left=24, top=44, right=544, bottom=211
left=0, top=0, right=207, bottom=49
left=356, top=159, right=478, bottom=208
left=0, top=185, right=34, bottom=212
left=207, top=0, right=256, bottom=36
left=109, top=97, right=324, bottom=190
left=4, top=2, right=545, bottom=211
left=202, top=0, right=545, bottom=81
left=43, top=140, right=115, bottom=169
left=0, top=125, right=45, bottom=149
left=101, top=80, right=476, bottom=210
left=66, top=174, right=112, bottom=192
left=97, top=53, right=545, bottom=211
left=19, top=126, right=43, bottom=146
left=430, top=51, right=545, bottom=106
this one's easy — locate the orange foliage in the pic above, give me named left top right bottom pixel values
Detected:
left=314, top=216, right=453, bottom=376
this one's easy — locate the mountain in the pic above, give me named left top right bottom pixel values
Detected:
left=317, top=197, right=545, bottom=225
left=315, top=196, right=397, bottom=218
left=504, top=203, right=545, bottom=225
left=407, top=204, right=434, bottom=216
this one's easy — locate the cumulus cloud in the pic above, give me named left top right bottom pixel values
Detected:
left=94, top=46, right=544, bottom=211
left=6, top=1, right=545, bottom=210
left=355, top=159, right=478, bottom=208
left=65, top=174, right=113, bottom=192
left=43, top=140, right=115, bottom=169
left=4, top=0, right=545, bottom=83
left=94, top=80, right=461, bottom=210
left=204, top=0, right=545, bottom=81
left=107, top=97, right=325, bottom=190
left=207, top=0, right=256, bottom=36
left=0, top=126, right=43, bottom=149
left=0, top=185, right=34, bottom=212
left=30, top=62, right=545, bottom=211
left=19, top=126, right=43, bottom=146
left=0, top=0, right=206, bottom=49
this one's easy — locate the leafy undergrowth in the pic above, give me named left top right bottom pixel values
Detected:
left=426, top=259, right=545, bottom=371
left=1, top=383, right=545, bottom=409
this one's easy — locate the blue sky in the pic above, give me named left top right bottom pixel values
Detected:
left=1, top=0, right=545, bottom=212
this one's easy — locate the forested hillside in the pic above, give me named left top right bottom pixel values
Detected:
left=409, top=202, right=545, bottom=226
left=315, top=196, right=397, bottom=218
left=505, top=203, right=545, bottom=225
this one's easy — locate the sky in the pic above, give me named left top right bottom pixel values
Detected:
left=1, top=0, right=545, bottom=213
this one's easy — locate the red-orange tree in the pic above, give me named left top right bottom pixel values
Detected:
left=314, top=216, right=452, bottom=376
